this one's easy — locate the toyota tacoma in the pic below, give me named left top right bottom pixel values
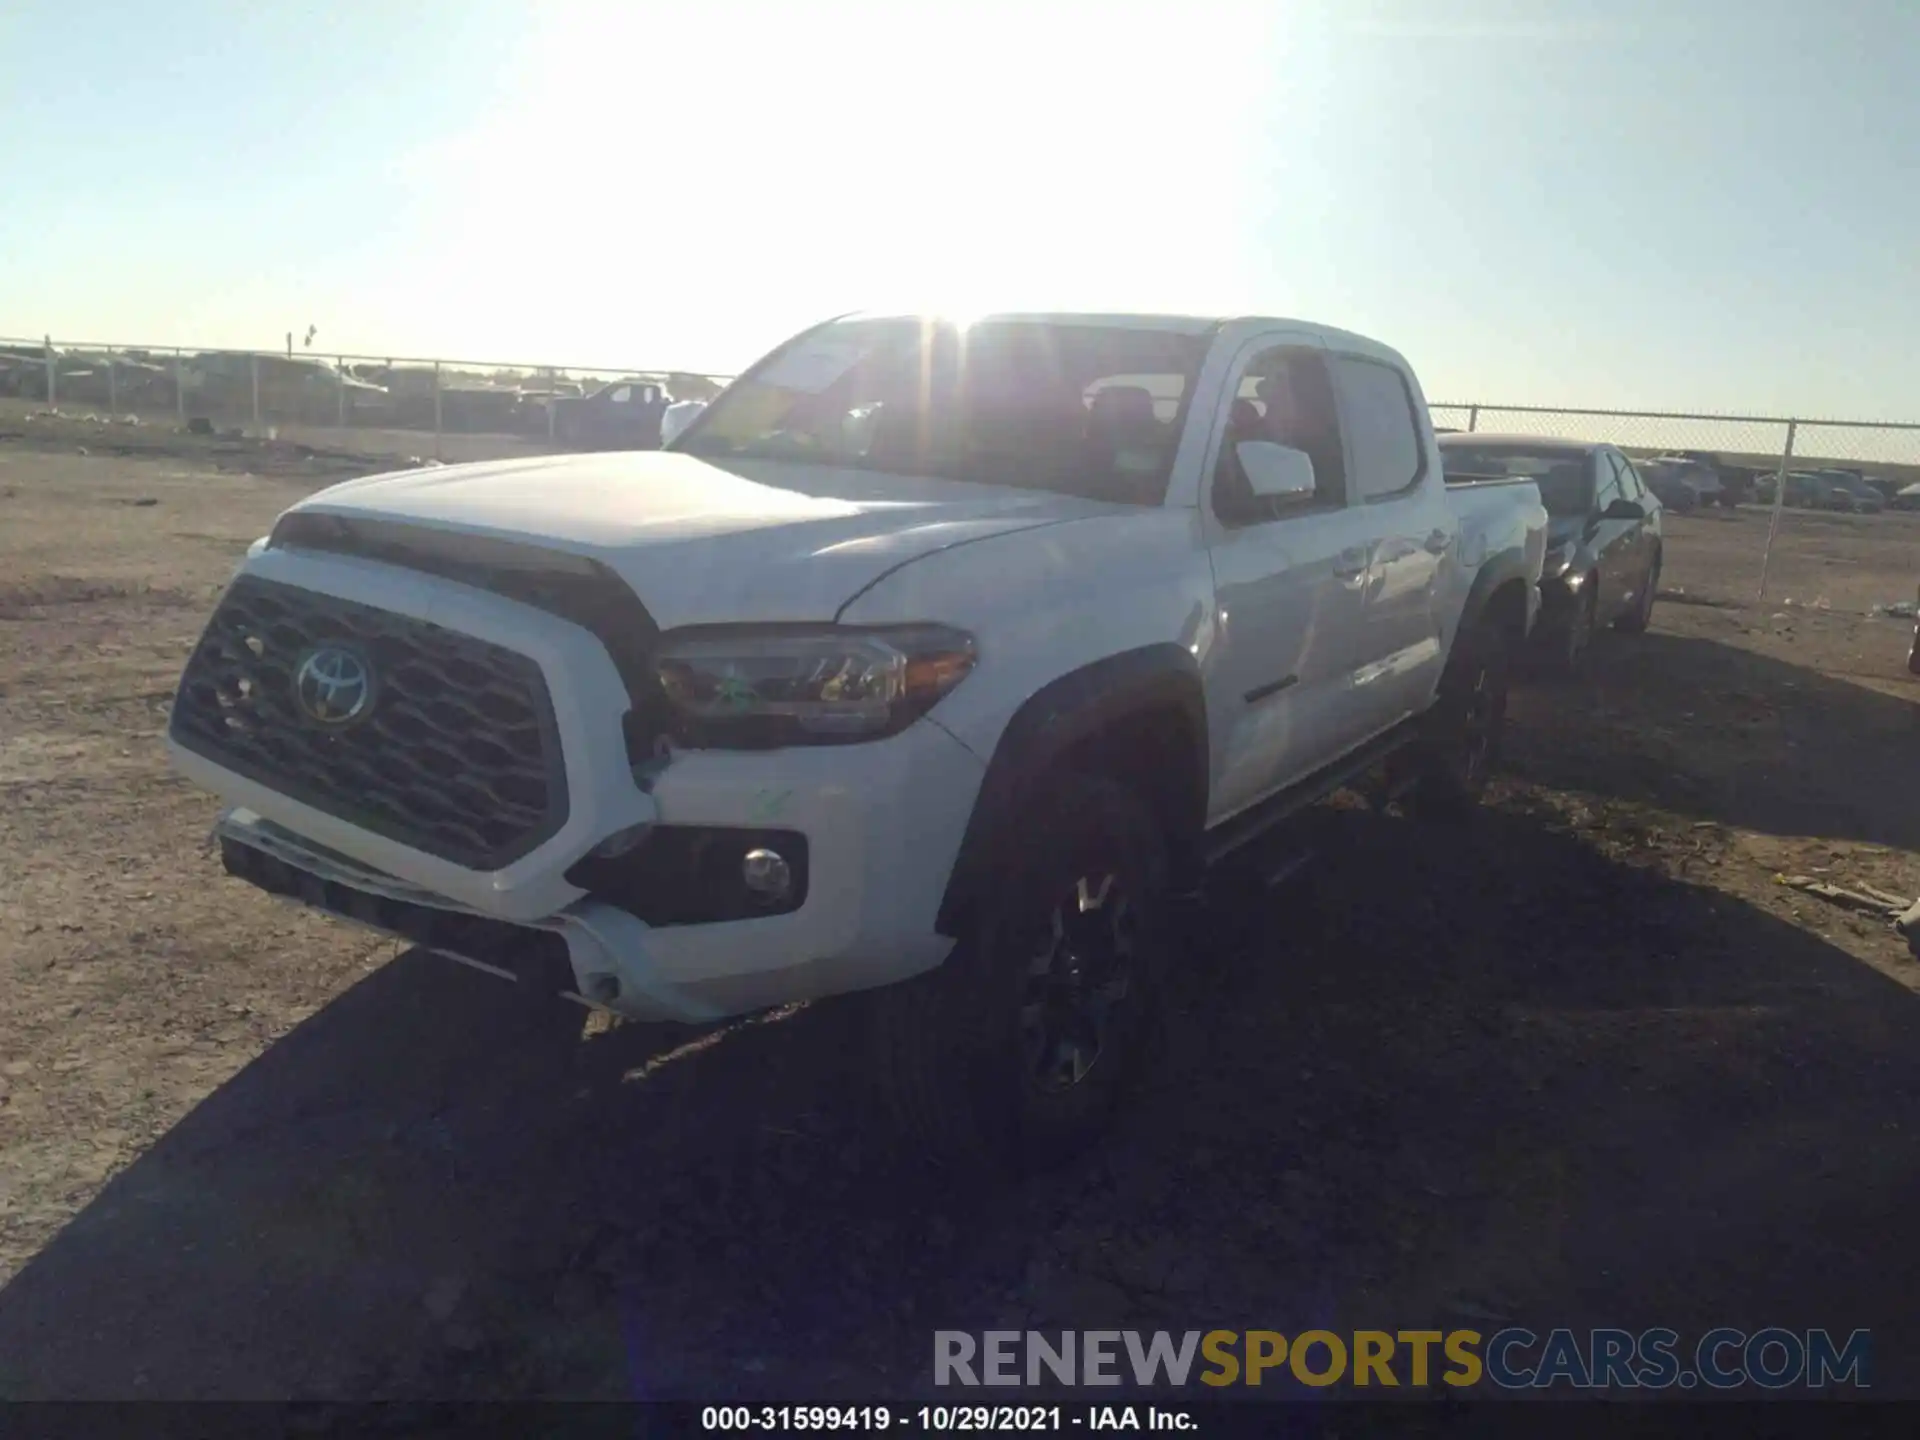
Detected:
left=167, top=311, right=1547, bottom=1171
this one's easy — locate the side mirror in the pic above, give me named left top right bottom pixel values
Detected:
left=1236, top=441, right=1317, bottom=502
left=1603, top=498, right=1645, bottom=521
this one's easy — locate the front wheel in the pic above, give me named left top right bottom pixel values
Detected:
left=869, top=772, right=1170, bottom=1176
left=1408, top=611, right=1512, bottom=821
left=1615, top=551, right=1660, bottom=633
left=1544, top=583, right=1597, bottom=675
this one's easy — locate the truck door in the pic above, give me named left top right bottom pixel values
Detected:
left=1199, top=336, right=1379, bottom=825
left=1326, top=352, right=1448, bottom=734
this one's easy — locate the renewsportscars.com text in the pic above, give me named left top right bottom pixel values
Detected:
left=934, top=1328, right=1871, bottom=1391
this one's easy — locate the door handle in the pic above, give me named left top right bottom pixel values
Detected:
left=1424, top=528, right=1451, bottom=555
left=1332, top=548, right=1369, bottom=580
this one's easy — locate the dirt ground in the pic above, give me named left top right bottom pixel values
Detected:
left=4, top=423, right=1920, bottom=1400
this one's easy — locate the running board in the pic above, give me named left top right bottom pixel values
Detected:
left=1201, top=718, right=1422, bottom=867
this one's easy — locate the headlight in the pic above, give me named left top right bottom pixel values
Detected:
left=656, top=625, right=976, bottom=746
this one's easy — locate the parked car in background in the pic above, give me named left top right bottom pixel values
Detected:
left=1703, top=461, right=1776, bottom=507
left=184, top=355, right=393, bottom=428
left=184, top=353, right=392, bottom=426
left=1786, top=470, right=1880, bottom=513
left=1668, top=451, right=1746, bottom=507
left=437, top=385, right=523, bottom=435
left=1640, top=459, right=1701, bottom=513
left=1810, top=469, right=1886, bottom=514
left=1889, top=482, right=1920, bottom=512
left=0, top=344, right=47, bottom=397
left=1440, top=435, right=1663, bottom=671
left=552, top=378, right=671, bottom=450
left=511, top=382, right=584, bottom=435
left=1644, top=455, right=1725, bottom=509
left=1784, top=472, right=1839, bottom=510
left=3, top=347, right=128, bottom=406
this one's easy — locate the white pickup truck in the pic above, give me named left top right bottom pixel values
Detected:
left=167, top=312, right=1546, bottom=1172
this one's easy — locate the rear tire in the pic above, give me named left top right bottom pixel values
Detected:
left=1409, top=611, right=1512, bottom=821
left=869, top=772, right=1170, bottom=1176
left=1615, top=551, right=1659, bottom=633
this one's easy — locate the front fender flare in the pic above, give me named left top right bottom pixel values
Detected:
left=934, top=644, right=1208, bottom=937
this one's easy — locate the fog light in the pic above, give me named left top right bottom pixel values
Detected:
left=742, top=847, right=792, bottom=901
left=590, top=822, right=652, bottom=860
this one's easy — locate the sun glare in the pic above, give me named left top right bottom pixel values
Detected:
left=373, top=0, right=1281, bottom=369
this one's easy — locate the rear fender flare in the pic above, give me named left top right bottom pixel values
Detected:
left=1457, top=549, right=1536, bottom=647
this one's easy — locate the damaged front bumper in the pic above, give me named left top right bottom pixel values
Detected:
left=215, top=807, right=728, bottom=1024
left=211, top=699, right=983, bottom=1023
left=178, top=546, right=988, bottom=1024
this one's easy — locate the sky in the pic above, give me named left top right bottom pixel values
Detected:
left=1, top=0, right=1915, bottom=419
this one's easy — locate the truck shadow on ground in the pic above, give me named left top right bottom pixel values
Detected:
left=1510, top=628, right=1920, bottom=852
left=6, top=701, right=1920, bottom=1398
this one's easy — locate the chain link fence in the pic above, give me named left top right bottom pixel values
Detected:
left=1432, top=402, right=1920, bottom=614
left=0, top=336, right=734, bottom=468
left=5, top=333, right=1916, bottom=614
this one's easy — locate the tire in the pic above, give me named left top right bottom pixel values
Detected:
left=869, top=772, right=1170, bottom=1176
left=1545, top=583, right=1597, bottom=674
left=1615, top=549, right=1659, bottom=633
left=1408, top=610, right=1512, bottom=821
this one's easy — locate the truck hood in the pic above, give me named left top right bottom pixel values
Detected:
left=287, top=450, right=1111, bottom=628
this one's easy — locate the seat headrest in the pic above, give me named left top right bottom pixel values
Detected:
left=1089, top=385, right=1157, bottom=428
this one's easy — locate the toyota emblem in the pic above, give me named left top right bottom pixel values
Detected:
left=293, top=645, right=375, bottom=726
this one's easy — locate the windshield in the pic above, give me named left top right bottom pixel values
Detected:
left=1441, top=447, right=1594, bottom=516
left=678, top=318, right=1209, bottom=504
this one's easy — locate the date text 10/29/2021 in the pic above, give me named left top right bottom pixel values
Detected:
left=702, top=1407, right=1190, bottom=1432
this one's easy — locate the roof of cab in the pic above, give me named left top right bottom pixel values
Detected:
left=843, top=310, right=1217, bottom=333
left=841, top=310, right=1391, bottom=346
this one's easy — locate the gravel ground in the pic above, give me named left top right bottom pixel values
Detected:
left=3, top=423, right=1920, bottom=1399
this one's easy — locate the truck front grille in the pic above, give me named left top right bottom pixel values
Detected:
left=170, top=576, right=568, bottom=869
left=266, top=515, right=676, bottom=764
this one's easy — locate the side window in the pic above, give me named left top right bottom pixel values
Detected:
left=1212, top=345, right=1347, bottom=528
left=1329, top=356, right=1424, bottom=502
left=1594, top=455, right=1622, bottom=511
left=1606, top=453, right=1630, bottom=499
left=1616, top=454, right=1648, bottom=502
left=609, top=385, right=632, bottom=404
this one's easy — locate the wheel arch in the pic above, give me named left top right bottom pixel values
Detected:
left=934, top=644, right=1209, bottom=937
left=1459, top=549, right=1536, bottom=647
